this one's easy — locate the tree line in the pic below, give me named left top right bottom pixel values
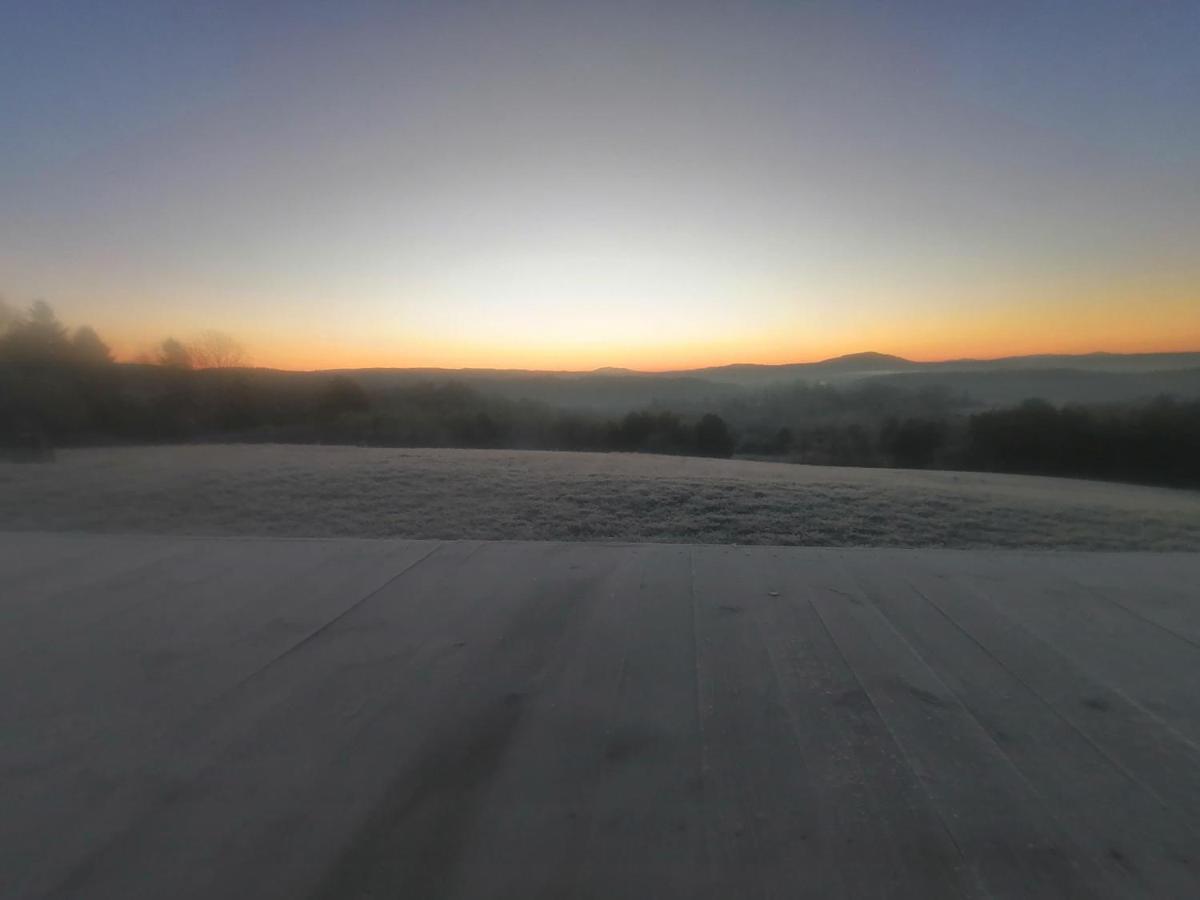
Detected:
left=0, top=298, right=246, bottom=369
left=0, top=302, right=737, bottom=458
left=2, top=302, right=1197, bottom=485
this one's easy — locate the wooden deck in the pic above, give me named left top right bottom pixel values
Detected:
left=3, top=533, right=1200, bottom=899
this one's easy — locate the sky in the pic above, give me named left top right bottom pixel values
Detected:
left=2, top=0, right=1198, bottom=371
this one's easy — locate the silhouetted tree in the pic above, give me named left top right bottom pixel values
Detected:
left=0, top=300, right=71, bottom=364
left=610, top=411, right=690, bottom=453
left=614, top=411, right=655, bottom=450
left=963, top=396, right=1200, bottom=486
left=215, top=374, right=258, bottom=429
left=695, top=413, right=735, bottom=458
left=881, top=417, right=946, bottom=468
left=191, top=330, right=247, bottom=368
left=453, top=410, right=505, bottom=447
left=71, top=326, right=113, bottom=364
left=318, top=376, right=370, bottom=419
left=158, top=338, right=193, bottom=369
left=0, top=296, right=15, bottom=332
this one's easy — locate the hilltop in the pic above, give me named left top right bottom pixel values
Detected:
left=4, top=445, right=1199, bottom=549
left=246, top=349, right=1200, bottom=410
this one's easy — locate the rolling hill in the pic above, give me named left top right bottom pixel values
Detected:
left=306, top=350, right=1200, bottom=410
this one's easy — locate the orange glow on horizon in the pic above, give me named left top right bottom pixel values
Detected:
left=110, top=329, right=1200, bottom=374
left=101, top=274, right=1200, bottom=372
left=10, top=1, right=1200, bottom=384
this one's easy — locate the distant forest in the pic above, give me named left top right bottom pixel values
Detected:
left=2, top=302, right=1198, bottom=487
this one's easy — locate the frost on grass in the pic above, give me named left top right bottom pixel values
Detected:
left=1, top=445, right=1197, bottom=550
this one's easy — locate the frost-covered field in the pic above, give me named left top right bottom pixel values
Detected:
left=2, top=444, right=1197, bottom=549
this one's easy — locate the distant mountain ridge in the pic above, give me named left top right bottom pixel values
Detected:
left=662, top=350, right=1200, bottom=385
left=137, top=349, right=1199, bottom=412
left=311, top=350, right=1200, bottom=381
left=275, top=349, right=1200, bottom=410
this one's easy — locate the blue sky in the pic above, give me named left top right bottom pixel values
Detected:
left=2, top=1, right=1198, bottom=368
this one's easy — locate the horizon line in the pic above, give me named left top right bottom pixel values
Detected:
left=115, top=346, right=1200, bottom=376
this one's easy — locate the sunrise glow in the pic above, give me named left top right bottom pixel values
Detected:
left=4, top=1, right=1198, bottom=371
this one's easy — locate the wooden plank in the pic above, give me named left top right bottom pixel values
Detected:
left=748, top=548, right=982, bottom=899
left=439, top=544, right=708, bottom=899
left=951, top=554, right=1200, bottom=748
left=882, top=550, right=1200, bottom=648
left=28, top=542, right=617, bottom=900
left=125, top=538, right=443, bottom=710
left=301, top=541, right=633, bottom=900
left=814, top=549, right=1120, bottom=899
left=571, top=545, right=708, bottom=899
left=4, top=537, right=441, bottom=899
left=0, top=531, right=116, bottom=580
left=689, top=545, right=848, bottom=899
left=1040, top=552, right=1200, bottom=648
left=499, top=544, right=710, bottom=899
left=888, top=556, right=1200, bottom=836
left=0, top=533, right=195, bottom=614
left=847, top=552, right=1200, bottom=895
left=1, top=538, right=434, bottom=759
left=3, top=537, right=1199, bottom=899
left=1, top=538, right=285, bottom=793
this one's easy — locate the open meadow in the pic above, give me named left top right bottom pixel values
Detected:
left=2, top=444, right=1197, bottom=549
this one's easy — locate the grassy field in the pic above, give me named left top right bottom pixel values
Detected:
left=1, top=444, right=1198, bottom=549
